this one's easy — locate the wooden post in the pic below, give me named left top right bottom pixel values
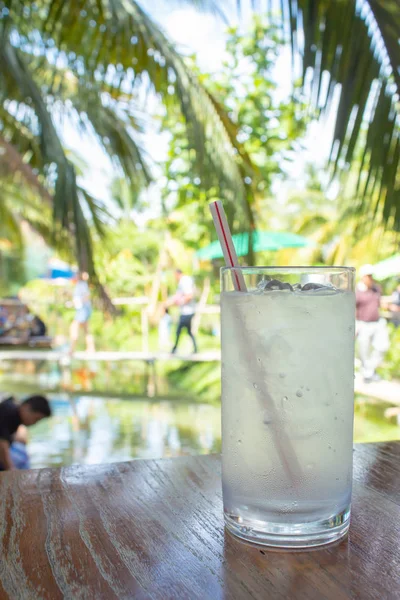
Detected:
left=192, top=277, right=210, bottom=336
left=148, top=231, right=171, bottom=319
left=141, top=309, right=149, bottom=353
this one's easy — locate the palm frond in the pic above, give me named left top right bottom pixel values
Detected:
left=9, top=0, right=254, bottom=218
left=0, top=133, right=53, bottom=204
left=274, top=0, right=400, bottom=228
left=293, top=213, right=329, bottom=236
left=83, top=104, right=152, bottom=187
left=19, top=48, right=153, bottom=189
left=0, top=40, right=77, bottom=228
left=0, top=195, right=24, bottom=250
left=79, top=187, right=111, bottom=237
left=0, top=37, right=114, bottom=274
left=1, top=0, right=260, bottom=274
left=0, top=103, right=43, bottom=170
left=111, top=177, right=143, bottom=213
left=0, top=179, right=53, bottom=240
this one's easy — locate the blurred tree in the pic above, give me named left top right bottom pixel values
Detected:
left=0, top=144, right=107, bottom=292
left=0, top=0, right=253, bottom=280
left=162, top=19, right=309, bottom=256
left=278, top=166, right=399, bottom=266
left=93, top=222, right=162, bottom=298
left=111, top=177, right=144, bottom=220
left=273, top=0, right=400, bottom=228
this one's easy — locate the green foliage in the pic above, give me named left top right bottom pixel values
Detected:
left=354, top=397, right=400, bottom=443
left=111, top=178, right=145, bottom=217
left=380, top=325, right=400, bottom=380
left=273, top=162, right=400, bottom=268
left=89, top=310, right=142, bottom=351
left=94, top=221, right=162, bottom=297
left=0, top=252, right=25, bottom=295
left=168, top=362, right=221, bottom=403
left=163, top=19, right=309, bottom=244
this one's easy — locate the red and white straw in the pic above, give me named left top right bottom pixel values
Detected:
left=209, top=200, right=247, bottom=292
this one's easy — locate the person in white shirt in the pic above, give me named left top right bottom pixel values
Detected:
left=167, top=269, right=198, bottom=354
left=70, top=272, right=95, bottom=353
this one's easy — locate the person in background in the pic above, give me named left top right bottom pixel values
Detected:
left=356, top=264, right=389, bottom=383
left=27, top=310, right=47, bottom=337
left=70, top=271, right=95, bottom=353
left=388, top=278, right=400, bottom=327
left=10, top=425, right=30, bottom=469
left=167, top=269, right=198, bottom=354
left=0, top=395, right=51, bottom=470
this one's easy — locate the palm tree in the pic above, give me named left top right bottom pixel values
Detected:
left=274, top=0, right=400, bottom=228
left=0, top=0, right=251, bottom=280
left=0, top=0, right=399, bottom=282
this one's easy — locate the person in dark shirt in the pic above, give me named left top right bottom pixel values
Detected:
left=0, top=395, right=51, bottom=470
left=29, top=314, right=47, bottom=337
left=356, top=265, right=389, bottom=383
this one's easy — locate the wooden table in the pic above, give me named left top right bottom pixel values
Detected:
left=0, top=442, right=399, bottom=599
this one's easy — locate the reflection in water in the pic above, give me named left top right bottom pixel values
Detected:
left=1, top=360, right=400, bottom=468
left=25, top=392, right=400, bottom=469
left=27, top=395, right=221, bottom=468
left=26, top=393, right=400, bottom=469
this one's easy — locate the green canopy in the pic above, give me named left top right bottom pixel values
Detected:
left=372, top=254, right=400, bottom=281
left=196, top=231, right=313, bottom=261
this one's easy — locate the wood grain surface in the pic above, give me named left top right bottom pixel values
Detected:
left=0, top=442, right=399, bottom=599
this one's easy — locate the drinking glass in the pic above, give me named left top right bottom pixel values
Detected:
left=221, top=266, right=355, bottom=548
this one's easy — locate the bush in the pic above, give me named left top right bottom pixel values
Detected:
left=380, top=324, right=400, bottom=380
left=168, top=362, right=220, bottom=403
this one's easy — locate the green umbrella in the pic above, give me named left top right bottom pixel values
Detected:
left=196, top=231, right=313, bottom=261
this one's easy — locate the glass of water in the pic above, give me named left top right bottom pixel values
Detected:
left=220, top=266, right=355, bottom=548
